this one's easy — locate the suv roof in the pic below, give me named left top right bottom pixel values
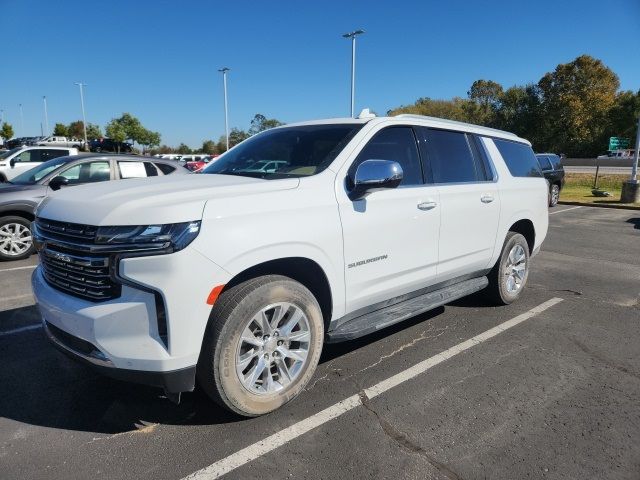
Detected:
left=283, top=114, right=528, bottom=145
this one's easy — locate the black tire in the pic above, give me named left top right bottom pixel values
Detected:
left=0, top=174, right=6, bottom=183
left=485, top=232, right=530, bottom=305
left=549, top=184, right=560, bottom=207
left=0, top=216, right=35, bottom=261
left=197, top=275, right=324, bottom=417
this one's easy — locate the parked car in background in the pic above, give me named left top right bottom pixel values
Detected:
left=37, top=136, right=85, bottom=149
left=597, top=149, right=635, bottom=160
left=32, top=113, right=548, bottom=416
left=535, top=153, right=565, bottom=207
left=0, top=146, right=79, bottom=182
left=183, top=155, right=214, bottom=171
left=89, top=138, right=133, bottom=153
left=0, top=154, right=187, bottom=261
left=5, top=137, right=30, bottom=149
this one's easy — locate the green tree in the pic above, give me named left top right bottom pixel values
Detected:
left=86, top=123, right=102, bottom=140
left=136, top=129, right=161, bottom=154
left=249, top=114, right=284, bottom=135
left=53, top=123, right=68, bottom=136
left=67, top=120, right=84, bottom=139
left=388, top=96, right=472, bottom=121
left=229, top=128, right=250, bottom=147
left=176, top=143, right=192, bottom=154
left=466, top=79, right=504, bottom=126
left=105, top=121, right=127, bottom=152
left=608, top=89, right=640, bottom=146
left=0, top=122, right=14, bottom=142
left=538, top=55, right=619, bottom=156
left=201, top=140, right=217, bottom=154
left=494, top=84, right=543, bottom=147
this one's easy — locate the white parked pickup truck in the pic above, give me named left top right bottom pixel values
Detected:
left=32, top=113, right=548, bottom=416
left=37, top=136, right=85, bottom=149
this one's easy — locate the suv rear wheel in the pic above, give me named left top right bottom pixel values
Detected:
left=0, top=216, right=34, bottom=261
left=485, top=232, right=530, bottom=305
left=197, top=275, right=324, bottom=416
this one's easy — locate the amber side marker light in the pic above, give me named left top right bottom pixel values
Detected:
left=206, top=285, right=226, bottom=305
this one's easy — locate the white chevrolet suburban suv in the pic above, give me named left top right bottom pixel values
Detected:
left=32, top=114, right=548, bottom=416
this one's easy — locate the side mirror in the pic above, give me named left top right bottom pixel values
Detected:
left=48, top=176, right=69, bottom=191
left=9, top=159, right=15, bottom=168
left=349, top=159, right=403, bottom=200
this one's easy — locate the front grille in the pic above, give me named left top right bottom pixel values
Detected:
left=36, top=218, right=98, bottom=244
left=40, top=247, right=120, bottom=301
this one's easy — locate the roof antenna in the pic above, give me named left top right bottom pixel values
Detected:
left=358, top=108, right=376, bottom=119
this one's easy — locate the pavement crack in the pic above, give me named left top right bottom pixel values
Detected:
left=571, top=338, right=640, bottom=381
left=358, top=390, right=462, bottom=480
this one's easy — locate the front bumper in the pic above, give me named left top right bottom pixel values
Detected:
left=32, top=245, right=232, bottom=393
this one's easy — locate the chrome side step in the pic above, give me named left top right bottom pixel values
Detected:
left=326, top=276, right=488, bottom=343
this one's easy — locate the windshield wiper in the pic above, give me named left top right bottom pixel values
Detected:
left=210, top=171, right=267, bottom=179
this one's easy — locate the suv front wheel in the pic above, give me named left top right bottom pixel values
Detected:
left=197, top=275, right=324, bottom=416
left=485, top=232, right=530, bottom=305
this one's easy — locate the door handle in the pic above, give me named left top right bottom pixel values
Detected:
left=480, top=194, right=494, bottom=203
left=417, top=201, right=437, bottom=210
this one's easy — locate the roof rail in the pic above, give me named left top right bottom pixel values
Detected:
left=393, top=114, right=519, bottom=138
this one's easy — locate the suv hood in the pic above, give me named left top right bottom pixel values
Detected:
left=37, top=174, right=299, bottom=226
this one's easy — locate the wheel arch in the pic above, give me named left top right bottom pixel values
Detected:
left=508, top=218, right=535, bottom=254
left=222, top=257, right=334, bottom=329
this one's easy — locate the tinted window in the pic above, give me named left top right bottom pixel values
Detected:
left=204, top=124, right=362, bottom=179
left=550, top=155, right=563, bottom=169
left=425, top=129, right=478, bottom=183
left=14, top=150, right=41, bottom=163
left=351, top=127, right=423, bottom=186
left=537, top=155, right=553, bottom=170
left=59, top=161, right=110, bottom=184
left=144, top=162, right=158, bottom=177
left=41, top=149, right=68, bottom=162
left=155, top=163, right=176, bottom=175
left=494, top=139, right=542, bottom=178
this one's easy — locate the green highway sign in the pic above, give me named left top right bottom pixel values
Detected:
left=609, top=136, right=630, bottom=150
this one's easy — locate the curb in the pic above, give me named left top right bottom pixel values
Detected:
left=558, top=201, right=640, bottom=211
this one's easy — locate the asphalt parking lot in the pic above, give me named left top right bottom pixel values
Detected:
left=1, top=205, right=639, bottom=480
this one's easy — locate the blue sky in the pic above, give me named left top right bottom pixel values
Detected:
left=1, top=0, right=639, bottom=147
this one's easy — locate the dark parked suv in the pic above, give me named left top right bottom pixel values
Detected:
left=536, top=153, right=565, bottom=207
left=89, top=138, right=133, bottom=153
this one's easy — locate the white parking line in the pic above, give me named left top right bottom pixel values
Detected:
left=0, top=265, right=37, bottom=273
left=549, top=206, right=582, bottom=215
left=0, top=323, right=42, bottom=337
left=183, top=297, right=564, bottom=480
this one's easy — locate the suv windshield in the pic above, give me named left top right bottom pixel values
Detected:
left=203, top=124, right=363, bottom=179
left=10, top=156, right=71, bottom=185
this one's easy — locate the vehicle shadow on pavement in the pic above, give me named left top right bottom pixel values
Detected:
left=626, top=218, right=640, bottom=230
left=0, top=307, right=242, bottom=435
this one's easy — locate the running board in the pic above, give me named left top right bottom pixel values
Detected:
left=326, top=276, right=488, bottom=343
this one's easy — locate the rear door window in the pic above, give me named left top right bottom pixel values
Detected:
left=155, top=163, right=176, bottom=175
left=118, top=161, right=148, bottom=178
left=493, top=139, right=542, bottom=178
left=423, top=129, right=479, bottom=183
left=41, top=149, right=68, bottom=162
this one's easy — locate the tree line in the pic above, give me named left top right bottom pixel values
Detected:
left=148, top=113, right=284, bottom=156
left=389, top=55, right=640, bottom=157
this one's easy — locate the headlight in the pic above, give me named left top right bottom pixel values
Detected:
left=95, top=221, right=201, bottom=252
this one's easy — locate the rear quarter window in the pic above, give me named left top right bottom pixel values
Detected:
left=493, top=139, right=542, bottom=178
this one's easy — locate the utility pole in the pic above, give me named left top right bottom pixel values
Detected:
left=218, top=67, right=230, bottom=151
left=43, top=96, right=49, bottom=136
left=74, top=83, right=89, bottom=150
left=621, top=115, right=640, bottom=203
left=19, top=104, right=24, bottom=135
left=342, top=29, right=365, bottom=118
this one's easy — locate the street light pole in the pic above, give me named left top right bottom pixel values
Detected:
left=342, top=29, right=365, bottom=118
left=43, top=96, right=49, bottom=136
left=19, top=104, right=24, bottom=135
left=218, top=67, right=230, bottom=151
left=620, top=115, right=640, bottom=203
left=74, top=83, right=89, bottom=150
